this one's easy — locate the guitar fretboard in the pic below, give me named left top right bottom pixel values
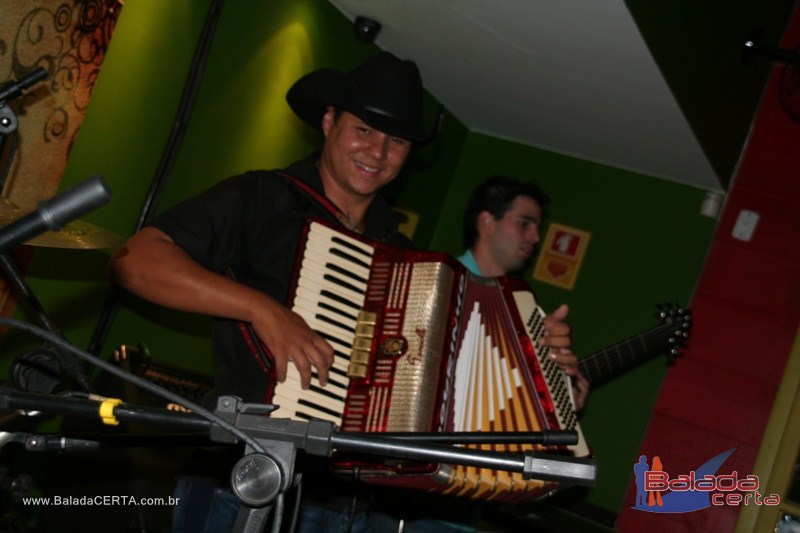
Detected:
left=578, top=308, right=690, bottom=385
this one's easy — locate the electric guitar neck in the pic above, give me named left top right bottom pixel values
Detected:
left=579, top=304, right=691, bottom=386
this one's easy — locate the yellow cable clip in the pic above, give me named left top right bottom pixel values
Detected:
left=98, top=398, right=123, bottom=426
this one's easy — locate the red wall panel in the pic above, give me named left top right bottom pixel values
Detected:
left=616, top=6, right=800, bottom=531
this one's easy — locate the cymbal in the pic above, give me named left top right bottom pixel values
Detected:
left=0, top=197, right=125, bottom=249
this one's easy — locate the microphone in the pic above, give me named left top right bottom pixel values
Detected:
left=0, top=175, right=112, bottom=254
left=0, top=67, right=48, bottom=105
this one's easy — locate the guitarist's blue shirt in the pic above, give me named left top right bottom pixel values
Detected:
left=457, top=249, right=482, bottom=275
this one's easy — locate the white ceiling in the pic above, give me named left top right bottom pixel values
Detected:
left=328, top=0, right=737, bottom=192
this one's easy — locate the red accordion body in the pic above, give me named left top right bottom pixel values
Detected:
left=269, top=219, right=589, bottom=502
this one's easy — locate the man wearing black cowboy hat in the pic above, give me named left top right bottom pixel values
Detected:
left=110, top=51, right=572, bottom=532
left=111, top=51, right=434, bottom=409
left=109, top=51, right=455, bottom=532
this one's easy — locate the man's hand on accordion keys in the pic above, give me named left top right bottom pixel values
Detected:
left=253, top=298, right=335, bottom=389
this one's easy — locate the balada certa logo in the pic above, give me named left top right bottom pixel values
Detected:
left=632, top=449, right=780, bottom=513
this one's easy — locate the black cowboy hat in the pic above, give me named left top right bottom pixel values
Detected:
left=286, top=51, right=440, bottom=143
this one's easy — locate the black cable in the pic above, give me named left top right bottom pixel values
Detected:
left=287, top=473, right=303, bottom=533
left=270, top=493, right=284, bottom=533
left=0, top=316, right=266, bottom=455
left=345, top=466, right=360, bottom=533
left=9, top=344, right=62, bottom=394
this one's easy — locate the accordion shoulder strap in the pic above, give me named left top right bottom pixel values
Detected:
left=277, top=170, right=348, bottom=225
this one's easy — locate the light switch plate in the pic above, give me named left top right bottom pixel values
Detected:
left=732, top=210, right=759, bottom=241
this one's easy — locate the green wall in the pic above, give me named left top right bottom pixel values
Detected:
left=2, top=0, right=718, bottom=519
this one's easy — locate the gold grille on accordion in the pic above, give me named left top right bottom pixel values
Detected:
left=271, top=219, right=590, bottom=503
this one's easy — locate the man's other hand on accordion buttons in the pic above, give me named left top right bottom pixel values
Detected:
left=542, top=304, right=588, bottom=411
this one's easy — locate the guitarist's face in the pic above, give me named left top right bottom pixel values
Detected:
left=484, top=195, right=542, bottom=275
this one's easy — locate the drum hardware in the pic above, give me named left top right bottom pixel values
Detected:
left=1, top=67, right=117, bottom=393
left=0, top=176, right=114, bottom=393
left=1, top=68, right=122, bottom=251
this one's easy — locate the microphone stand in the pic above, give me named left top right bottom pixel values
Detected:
left=0, top=254, right=64, bottom=338
left=0, top=388, right=596, bottom=533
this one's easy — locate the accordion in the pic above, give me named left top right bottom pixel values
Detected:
left=269, top=218, right=591, bottom=502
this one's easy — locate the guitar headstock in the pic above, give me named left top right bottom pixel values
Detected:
left=656, top=303, right=692, bottom=361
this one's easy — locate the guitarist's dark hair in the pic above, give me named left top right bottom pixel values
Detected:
left=463, top=175, right=550, bottom=248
